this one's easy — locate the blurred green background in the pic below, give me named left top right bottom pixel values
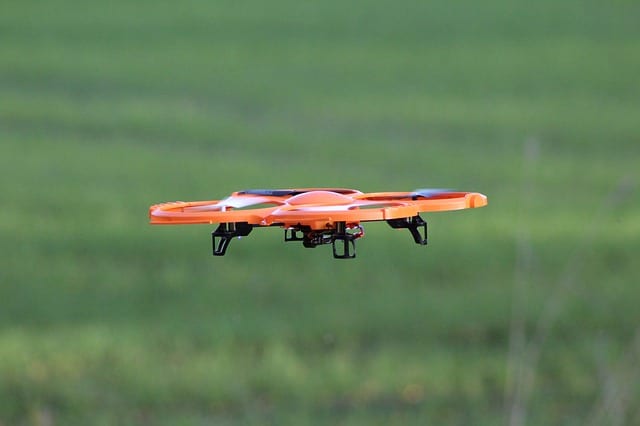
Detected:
left=1, top=0, right=639, bottom=424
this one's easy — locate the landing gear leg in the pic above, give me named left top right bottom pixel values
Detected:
left=386, top=215, right=428, bottom=245
left=332, top=222, right=358, bottom=259
left=211, top=222, right=253, bottom=256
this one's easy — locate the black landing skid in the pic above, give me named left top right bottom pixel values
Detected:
left=211, top=222, right=253, bottom=256
left=386, top=215, right=428, bottom=245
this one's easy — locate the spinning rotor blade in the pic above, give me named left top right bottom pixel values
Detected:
left=238, top=189, right=301, bottom=197
left=187, top=195, right=274, bottom=211
left=238, top=188, right=363, bottom=197
left=411, top=188, right=452, bottom=198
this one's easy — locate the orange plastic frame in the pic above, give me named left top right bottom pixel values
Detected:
left=149, top=188, right=488, bottom=230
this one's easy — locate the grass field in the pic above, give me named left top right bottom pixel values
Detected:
left=1, top=0, right=639, bottom=424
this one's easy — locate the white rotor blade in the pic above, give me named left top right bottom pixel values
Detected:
left=186, top=196, right=273, bottom=211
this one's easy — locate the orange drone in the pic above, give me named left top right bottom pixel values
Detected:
left=149, top=188, right=487, bottom=259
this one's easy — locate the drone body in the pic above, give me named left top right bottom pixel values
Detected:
left=149, top=188, right=487, bottom=259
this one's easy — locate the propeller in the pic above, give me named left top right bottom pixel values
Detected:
left=410, top=188, right=452, bottom=199
left=186, top=196, right=274, bottom=211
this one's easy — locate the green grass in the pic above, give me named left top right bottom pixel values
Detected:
left=1, top=0, right=639, bottom=424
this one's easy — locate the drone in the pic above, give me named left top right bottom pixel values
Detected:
left=149, top=188, right=487, bottom=259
